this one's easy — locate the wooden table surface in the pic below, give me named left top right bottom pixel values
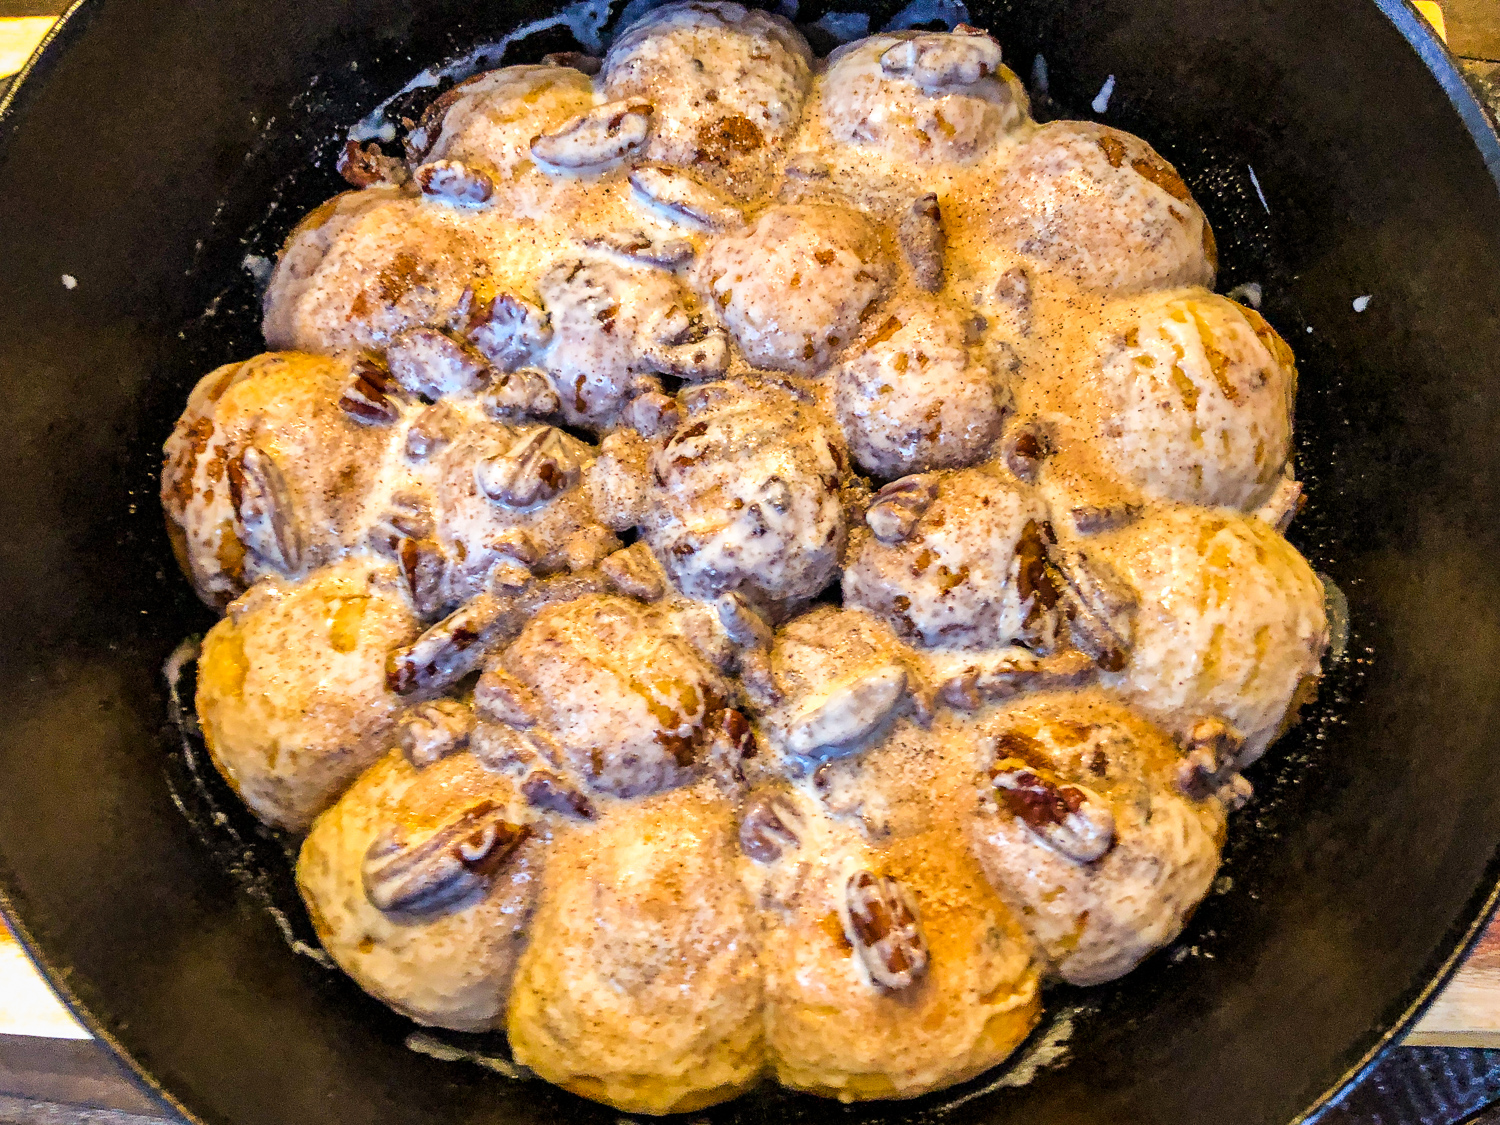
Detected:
left=1, top=0, right=1499, bottom=1118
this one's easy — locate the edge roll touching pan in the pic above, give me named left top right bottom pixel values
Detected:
left=1, top=0, right=1499, bottom=1122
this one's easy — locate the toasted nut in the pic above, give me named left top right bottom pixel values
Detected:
left=738, top=647, right=783, bottom=708
left=936, top=648, right=1095, bottom=712
left=580, top=229, right=695, bottom=268
left=398, top=536, right=448, bottom=619
left=339, top=355, right=404, bottom=425
left=785, top=665, right=908, bottom=759
left=1056, top=551, right=1138, bottom=671
left=387, top=327, right=492, bottom=401
left=490, top=528, right=540, bottom=569
left=843, top=871, right=928, bottom=991
left=541, top=51, right=601, bottom=75
left=715, top=591, right=774, bottom=649
left=784, top=153, right=831, bottom=181
left=362, top=801, right=529, bottom=915
left=898, top=193, right=944, bottom=292
left=601, top=542, right=665, bottom=600
left=991, top=265, right=1033, bottom=336
left=464, top=292, right=552, bottom=374
left=521, top=769, right=596, bottom=818
left=474, top=665, right=542, bottom=728
left=879, top=32, right=1003, bottom=90
left=337, top=139, right=407, bottom=188
left=226, top=445, right=303, bottom=574
left=703, top=707, right=757, bottom=784
left=480, top=366, right=559, bottom=421
left=1016, top=517, right=1063, bottom=630
left=414, top=158, right=494, bottom=204
left=1254, top=474, right=1304, bottom=534
left=628, top=164, right=743, bottom=231
left=1001, top=419, right=1055, bottom=483
left=992, top=757, right=1116, bottom=863
left=530, top=100, right=653, bottom=171
left=1069, top=503, right=1143, bottom=536
left=865, top=476, right=938, bottom=544
left=404, top=402, right=465, bottom=462
left=738, top=788, right=801, bottom=862
left=476, top=427, right=582, bottom=509
left=387, top=592, right=509, bottom=695
left=396, top=698, right=475, bottom=768
left=621, top=389, right=681, bottom=438
left=1175, top=715, right=1247, bottom=800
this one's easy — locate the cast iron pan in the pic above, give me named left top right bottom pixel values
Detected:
left=0, top=0, right=1498, bottom=1122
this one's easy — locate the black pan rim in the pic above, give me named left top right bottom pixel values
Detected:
left=0, top=1, right=1498, bottom=1122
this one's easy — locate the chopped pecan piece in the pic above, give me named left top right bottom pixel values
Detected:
left=479, top=366, right=559, bottom=421
left=715, top=591, right=773, bottom=648
left=1175, top=716, right=1248, bottom=800
left=473, top=665, right=542, bottom=728
left=600, top=542, right=665, bottom=601
left=702, top=707, right=756, bottom=784
left=628, top=164, right=743, bottom=231
left=865, top=475, right=938, bottom=544
left=622, top=389, right=681, bottom=438
left=530, top=100, right=653, bottom=172
left=226, top=445, right=303, bottom=574
left=1055, top=550, right=1138, bottom=671
left=414, top=158, right=494, bottom=205
left=475, top=427, right=581, bottom=509
left=991, top=757, right=1116, bottom=863
left=521, top=769, right=596, bottom=818
left=398, top=535, right=448, bottom=619
left=396, top=698, right=474, bottom=769
left=339, top=355, right=403, bottom=425
left=992, top=266, right=1033, bottom=336
left=641, top=303, right=731, bottom=380
left=404, top=401, right=464, bottom=462
left=580, top=229, right=694, bottom=268
left=386, top=327, right=492, bottom=401
left=738, top=788, right=801, bottom=863
left=1001, top=419, right=1055, bottom=483
left=879, top=32, right=1003, bottom=89
left=361, top=801, right=529, bottom=915
left=387, top=592, right=509, bottom=695
left=843, top=871, right=929, bottom=991
left=897, top=193, right=945, bottom=292
left=785, top=664, right=908, bottom=759
left=463, top=291, right=552, bottom=374
left=936, top=648, right=1095, bottom=712
left=1070, top=503, right=1143, bottom=536
left=336, top=139, right=407, bottom=188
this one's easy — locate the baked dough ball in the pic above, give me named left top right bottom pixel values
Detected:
left=407, top=64, right=596, bottom=181
left=645, top=378, right=853, bottom=608
left=262, top=188, right=493, bottom=354
left=843, top=466, right=1050, bottom=649
left=968, top=121, right=1215, bottom=295
left=603, top=0, right=813, bottom=198
left=296, top=747, right=544, bottom=1030
left=161, top=352, right=390, bottom=607
left=967, top=692, right=1226, bottom=985
left=507, top=781, right=762, bottom=1114
left=820, top=30, right=1028, bottom=165
left=196, top=558, right=421, bottom=830
left=1037, top=290, right=1296, bottom=510
left=747, top=786, right=1040, bottom=1101
left=756, top=606, right=922, bottom=769
left=697, top=203, right=892, bottom=376
left=1081, top=506, right=1327, bottom=760
left=832, top=296, right=1011, bottom=478
left=495, top=593, right=726, bottom=797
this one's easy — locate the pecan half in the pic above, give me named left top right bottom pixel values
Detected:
left=362, top=801, right=529, bottom=915
left=337, top=139, right=407, bottom=188
left=600, top=542, right=665, bottom=601
left=879, top=32, right=1003, bottom=90
left=414, top=159, right=494, bottom=205
left=480, top=366, right=559, bottom=421
left=1001, top=419, right=1055, bottom=483
left=622, top=389, right=681, bottom=438
left=991, top=758, right=1116, bottom=863
left=641, top=304, right=730, bottom=380
left=387, top=592, right=509, bottom=695
left=580, top=229, right=694, bottom=269
left=476, top=427, right=581, bottom=509
left=628, top=164, right=743, bottom=231
left=844, top=871, right=928, bottom=991
left=865, top=475, right=938, bottom=544
left=464, top=292, right=552, bottom=374
left=784, top=664, right=908, bottom=759
left=738, top=788, right=801, bottom=862
left=1055, top=551, right=1138, bottom=672
left=398, top=535, right=448, bottom=619
left=396, top=698, right=475, bottom=769
left=386, top=327, right=492, bottom=401
left=1070, top=503, right=1143, bottom=536
left=226, top=445, right=302, bottom=574
left=936, top=648, right=1094, bottom=712
left=404, top=402, right=465, bottom=462
left=521, top=769, right=596, bottom=818
left=530, top=100, right=653, bottom=171
left=1175, top=716, right=1247, bottom=800
left=898, top=193, right=944, bottom=293
left=473, top=665, right=542, bottom=728
left=370, top=493, right=435, bottom=556
left=1016, top=518, right=1063, bottom=633
left=340, top=355, right=403, bottom=425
